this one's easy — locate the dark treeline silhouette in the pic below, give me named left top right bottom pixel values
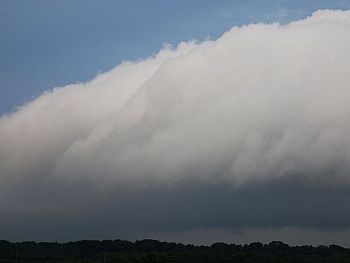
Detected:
left=0, top=239, right=349, bottom=262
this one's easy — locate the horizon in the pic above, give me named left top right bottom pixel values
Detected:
left=0, top=238, right=348, bottom=248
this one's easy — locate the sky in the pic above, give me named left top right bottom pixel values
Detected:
left=2, top=0, right=350, bottom=113
left=2, top=1, right=350, bottom=246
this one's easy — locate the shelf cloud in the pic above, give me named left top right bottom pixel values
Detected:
left=1, top=10, right=350, bottom=244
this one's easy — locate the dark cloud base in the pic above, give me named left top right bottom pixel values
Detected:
left=2, top=174, right=350, bottom=242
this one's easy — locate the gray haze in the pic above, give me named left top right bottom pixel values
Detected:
left=1, top=10, right=350, bottom=245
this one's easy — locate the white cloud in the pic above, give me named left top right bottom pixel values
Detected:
left=2, top=10, right=350, bottom=187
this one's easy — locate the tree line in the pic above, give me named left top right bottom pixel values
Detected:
left=0, top=239, right=349, bottom=262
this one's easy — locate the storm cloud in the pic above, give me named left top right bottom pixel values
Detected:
left=1, top=10, right=350, bottom=245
